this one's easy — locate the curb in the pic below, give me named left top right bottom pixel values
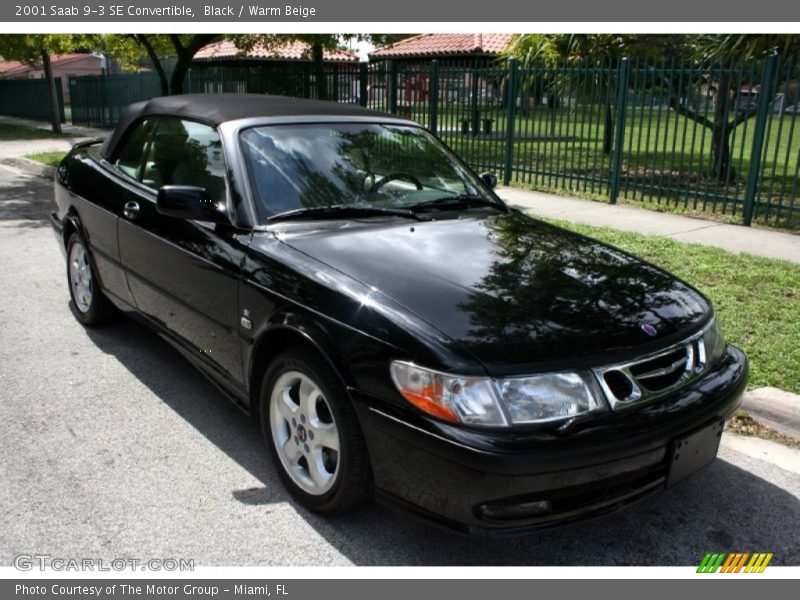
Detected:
left=721, top=434, right=800, bottom=475
left=741, top=387, right=800, bottom=441
left=1, top=157, right=56, bottom=180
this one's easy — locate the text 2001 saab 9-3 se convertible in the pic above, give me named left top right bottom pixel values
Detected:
left=52, top=94, right=747, bottom=537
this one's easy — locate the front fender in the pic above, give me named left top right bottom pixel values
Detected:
left=248, top=311, right=362, bottom=391
left=238, top=234, right=491, bottom=417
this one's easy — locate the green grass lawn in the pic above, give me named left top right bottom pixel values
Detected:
left=544, top=218, right=800, bottom=394
left=25, top=151, right=67, bottom=168
left=0, top=123, right=68, bottom=140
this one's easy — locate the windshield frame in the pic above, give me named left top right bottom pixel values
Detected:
left=226, top=116, right=507, bottom=225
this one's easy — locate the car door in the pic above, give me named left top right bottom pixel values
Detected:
left=117, top=116, right=249, bottom=388
left=67, top=119, right=156, bottom=307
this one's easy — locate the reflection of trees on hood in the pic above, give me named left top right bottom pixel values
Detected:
left=457, top=213, right=702, bottom=352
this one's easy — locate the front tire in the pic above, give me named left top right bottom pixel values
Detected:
left=260, top=348, right=371, bottom=513
left=66, top=233, right=116, bottom=326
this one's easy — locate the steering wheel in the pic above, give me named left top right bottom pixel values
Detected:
left=368, top=172, right=424, bottom=195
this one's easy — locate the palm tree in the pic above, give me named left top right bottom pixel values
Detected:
left=503, top=34, right=634, bottom=154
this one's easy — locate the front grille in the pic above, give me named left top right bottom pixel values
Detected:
left=630, top=347, right=691, bottom=391
left=594, top=329, right=708, bottom=410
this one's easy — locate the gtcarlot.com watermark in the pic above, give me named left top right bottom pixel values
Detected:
left=14, top=554, right=194, bottom=572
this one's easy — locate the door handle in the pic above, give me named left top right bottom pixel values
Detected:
left=123, top=200, right=140, bottom=220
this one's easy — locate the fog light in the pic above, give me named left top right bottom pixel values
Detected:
left=479, top=499, right=552, bottom=521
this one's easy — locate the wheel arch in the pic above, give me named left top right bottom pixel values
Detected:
left=61, top=209, right=84, bottom=248
left=247, top=321, right=356, bottom=423
left=61, top=209, right=113, bottom=302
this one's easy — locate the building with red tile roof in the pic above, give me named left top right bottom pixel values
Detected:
left=0, top=53, right=104, bottom=102
left=192, top=40, right=360, bottom=101
left=370, top=34, right=513, bottom=66
left=0, top=53, right=104, bottom=78
left=367, top=34, right=513, bottom=108
left=195, top=40, right=358, bottom=64
left=0, top=59, right=28, bottom=77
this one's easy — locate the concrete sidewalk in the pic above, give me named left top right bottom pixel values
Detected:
left=0, top=114, right=108, bottom=139
left=0, top=115, right=108, bottom=162
left=499, top=185, right=800, bottom=264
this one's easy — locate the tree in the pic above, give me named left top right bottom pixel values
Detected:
left=92, top=34, right=220, bottom=95
left=89, top=34, right=417, bottom=100
left=689, top=35, right=800, bottom=63
left=666, top=35, right=799, bottom=182
left=366, top=34, right=416, bottom=48
left=503, top=35, right=649, bottom=154
left=504, top=34, right=799, bottom=182
left=0, top=34, right=82, bottom=132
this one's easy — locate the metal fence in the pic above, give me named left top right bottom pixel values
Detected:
left=497, top=56, right=800, bottom=229
left=0, top=78, right=65, bottom=123
left=69, top=72, right=163, bottom=130
left=66, top=57, right=800, bottom=228
left=69, top=64, right=364, bottom=129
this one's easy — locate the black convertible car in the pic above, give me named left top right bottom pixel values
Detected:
left=51, top=94, right=747, bottom=536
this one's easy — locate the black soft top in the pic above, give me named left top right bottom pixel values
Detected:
left=100, top=93, right=393, bottom=160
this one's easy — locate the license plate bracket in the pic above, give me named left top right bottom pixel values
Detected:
left=666, top=419, right=724, bottom=487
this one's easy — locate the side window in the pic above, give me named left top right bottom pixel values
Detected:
left=141, top=118, right=226, bottom=202
left=114, top=119, right=153, bottom=179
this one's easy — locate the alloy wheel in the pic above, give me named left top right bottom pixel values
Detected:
left=69, top=242, right=93, bottom=313
left=269, top=370, right=341, bottom=496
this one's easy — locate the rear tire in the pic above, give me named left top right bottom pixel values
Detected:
left=66, top=233, right=116, bottom=326
left=259, top=348, right=371, bottom=514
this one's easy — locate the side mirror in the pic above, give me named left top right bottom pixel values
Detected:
left=156, top=185, right=227, bottom=223
left=480, top=172, right=498, bottom=190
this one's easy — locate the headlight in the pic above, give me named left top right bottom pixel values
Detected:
left=702, top=316, right=726, bottom=365
left=498, top=372, right=602, bottom=424
left=389, top=361, right=508, bottom=426
left=390, top=361, right=603, bottom=427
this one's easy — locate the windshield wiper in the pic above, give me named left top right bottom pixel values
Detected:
left=408, top=194, right=507, bottom=213
left=268, top=204, right=424, bottom=223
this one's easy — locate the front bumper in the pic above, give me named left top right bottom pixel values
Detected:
left=356, top=344, right=748, bottom=537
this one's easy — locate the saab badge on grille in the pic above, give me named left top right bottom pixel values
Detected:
left=640, top=323, right=658, bottom=336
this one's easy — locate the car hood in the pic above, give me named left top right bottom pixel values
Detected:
left=274, top=211, right=711, bottom=374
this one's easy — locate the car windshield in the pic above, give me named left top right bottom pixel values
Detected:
left=239, top=123, right=498, bottom=221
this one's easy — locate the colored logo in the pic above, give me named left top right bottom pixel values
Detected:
left=640, top=323, right=658, bottom=336
left=697, top=552, right=773, bottom=573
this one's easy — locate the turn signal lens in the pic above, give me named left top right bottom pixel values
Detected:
left=389, top=361, right=508, bottom=426
left=702, top=316, right=726, bottom=365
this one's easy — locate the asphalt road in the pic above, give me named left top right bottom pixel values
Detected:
left=1, top=164, right=799, bottom=566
